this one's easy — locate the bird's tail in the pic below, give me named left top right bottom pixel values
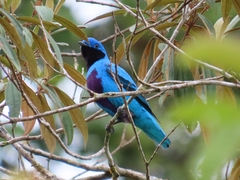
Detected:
left=134, top=114, right=171, bottom=148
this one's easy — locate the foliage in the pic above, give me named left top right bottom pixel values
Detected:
left=0, top=0, right=240, bottom=179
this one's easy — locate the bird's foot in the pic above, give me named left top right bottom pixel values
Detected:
left=116, top=107, right=133, bottom=123
left=105, top=123, right=115, bottom=133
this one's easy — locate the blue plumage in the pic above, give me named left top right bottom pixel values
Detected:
left=79, top=37, right=170, bottom=148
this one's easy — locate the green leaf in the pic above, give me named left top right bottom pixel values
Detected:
left=17, top=16, right=59, bottom=28
left=21, top=81, right=56, bottom=153
left=0, top=8, right=26, bottom=47
left=45, top=0, right=54, bottom=10
left=225, top=15, right=240, bottom=33
left=182, top=37, right=240, bottom=73
left=155, top=22, right=178, bottom=31
left=85, top=9, right=129, bottom=24
left=145, top=0, right=184, bottom=11
left=58, top=111, right=74, bottom=145
left=5, top=81, right=21, bottom=117
left=54, top=0, right=66, bottom=14
left=45, top=31, right=63, bottom=67
left=232, top=0, right=240, bottom=16
left=38, top=94, right=56, bottom=154
left=116, top=32, right=146, bottom=64
left=64, top=63, right=86, bottom=85
left=54, top=86, right=88, bottom=147
left=198, top=13, right=215, bottom=37
left=221, top=0, right=232, bottom=21
left=53, top=15, right=87, bottom=40
left=22, top=27, right=33, bottom=47
left=0, top=34, right=21, bottom=72
left=35, top=6, right=54, bottom=22
left=202, top=67, right=216, bottom=102
left=205, top=0, right=218, bottom=12
left=11, top=0, right=21, bottom=13
left=40, top=83, right=74, bottom=145
left=31, top=32, right=58, bottom=78
left=229, top=158, right=240, bottom=180
left=79, top=89, right=89, bottom=116
left=174, top=56, right=197, bottom=133
left=159, top=43, right=175, bottom=81
left=169, top=96, right=240, bottom=179
left=138, top=38, right=154, bottom=81
left=214, top=17, right=230, bottom=40
left=47, top=74, right=64, bottom=85
left=0, top=17, right=37, bottom=78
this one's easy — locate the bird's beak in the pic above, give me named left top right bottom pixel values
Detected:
left=78, top=40, right=89, bottom=47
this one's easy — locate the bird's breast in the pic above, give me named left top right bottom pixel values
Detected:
left=87, top=69, right=103, bottom=94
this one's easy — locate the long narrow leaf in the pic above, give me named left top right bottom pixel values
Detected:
left=138, top=38, right=154, bottom=82
left=54, top=86, right=88, bottom=147
left=0, top=8, right=26, bottom=47
left=0, top=34, right=21, bottom=72
left=54, top=15, right=87, bottom=40
left=5, top=81, right=21, bottom=117
left=64, top=63, right=86, bottom=85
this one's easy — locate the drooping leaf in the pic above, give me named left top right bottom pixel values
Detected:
left=54, top=86, right=88, bottom=147
left=145, top=0, right=184, bottom=11
left=198, top=13, right=215, bottom=37
left=229, top=158, right=240, bottom=180
left=225, top=15, right=240, bottom=33
left=0, top=18, right=37, bottom=78
left=216, top=86, right=236, bottom=106
left=116, top=32, right=146, bottom=64
left=232, top=0, right=240, bottom=16
left=214, top=17, right=230, bottom=40
left=155, top=22, right=178, bottom=31
left=38, top=94, right=56, bottom=153
left=79, top=89, right=89, bottom=116
left=35, top=6, right=54, bottom=22
left=53, top=15, right=87, bottom=40
left=58, top=110, right=74, bottom=145
left=11, top=0, right=21, bottom=13
left=138, top=38, right=154, bottom=82
left=205, top=0, right=218, bottom=12
left=47, top=74, right=64, bottom=85
left=5, top=81, right=21, bottom=118
left=221, top=0, right=232, bottom=21
left=174, top=55, right=197, bottom=133
left=146, top=0, right=155, bottom=5
left=54, top=0, right=66, bottom=14
left=45, top=31, right=63, bottom=67
left=22, top=81, right=56, bottom=153
left=31, top=32, right=58, bottom=78
left=202, top=67, right=216, bottom=103
left=17, top=16, right=59, bottom=28
left=199, top=120, right=211, bottom=146
left=22, top=27, right=33, bottom=47
left=64, top=63, right=86, bottom=85
left=0, top=8, right=26, bottom=47
left=159, top=43, right=174, bottom=81
left=40, top=83, right=74, bottom=145
left=45, top=0, right=54, bottom=10
left=0, top=90, right=5, bottom=104
left=85, top=9, right=128, bottom=24
left=22, top=99, right=36, bottom=135
left=0, top=34, right=21, bottom=72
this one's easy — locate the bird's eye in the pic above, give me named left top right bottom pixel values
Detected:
left=94, top=43, right=99, bottom=49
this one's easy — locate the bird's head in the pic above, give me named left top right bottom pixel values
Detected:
left=79, top=37, right=108, bottom=69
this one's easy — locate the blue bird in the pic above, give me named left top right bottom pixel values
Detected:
left=79, top=37, right=170, bottom=148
